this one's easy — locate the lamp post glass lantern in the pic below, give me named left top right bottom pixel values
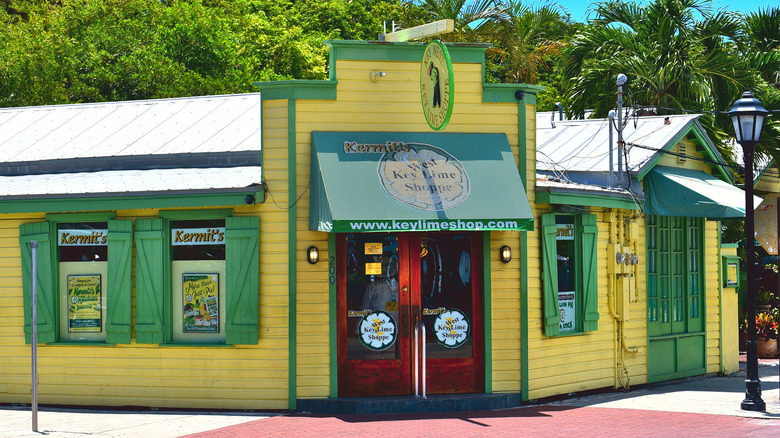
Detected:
left=729, top=89, right=770, bottom=412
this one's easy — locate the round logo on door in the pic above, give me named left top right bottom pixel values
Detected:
left=434, top=308, right=470, bottom=348
left=359, top=310, right=397, bottom=351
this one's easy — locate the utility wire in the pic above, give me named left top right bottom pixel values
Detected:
left=625, top=142, right=740, bottom=169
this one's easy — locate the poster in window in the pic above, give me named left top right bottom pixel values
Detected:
left=558, top=291, right=576, bottom=332
left=182, top=274, right=220, bottom=333
left=67, top=275, right=102, bottom=333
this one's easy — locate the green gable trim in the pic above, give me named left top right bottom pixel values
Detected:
left=483, top=84, right=543, bottom=104
left=253, top=80, right=338, bottom=101
left=2, top=190, right=263, bottom=214
left=636, top=120, right=732, bottom=183
left=535, top=190, right=641, bottom=210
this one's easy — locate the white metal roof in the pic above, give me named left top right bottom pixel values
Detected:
left=0, top=94, right=262, bottom=198
left=536, top=114, right=706, bottom=175
left=0, top=167, right=262, bottom=197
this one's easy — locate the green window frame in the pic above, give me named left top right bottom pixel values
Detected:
left=541, top=212, right=599, bottom=337
left=19, top=213, right=132, bottom=344
left=134, top=210, right=259, bottom=345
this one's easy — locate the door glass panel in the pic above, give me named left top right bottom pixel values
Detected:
left=420, top=233, right=473, bottom=358
left=346, top=233, right=400, bottom=360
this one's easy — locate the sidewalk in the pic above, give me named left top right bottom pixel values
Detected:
left=1, top=358, right=778, bottom=437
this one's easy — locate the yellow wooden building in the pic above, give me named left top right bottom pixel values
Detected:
left=0, top=40, right=743, bottom=413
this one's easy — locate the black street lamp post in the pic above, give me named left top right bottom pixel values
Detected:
left=729, top=89, right=769, bottom=412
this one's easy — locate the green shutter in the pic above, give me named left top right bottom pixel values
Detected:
left=106, top=220, right=133, bottom=344
left=225, top=216, right=259, bottom=345
left=19, top=222, right=56, bottom=344
left=581, top=214, right=600, bottom=332
left=134, top=218, right=165, bottom=344
left=541, top=213, right=560, bottom=336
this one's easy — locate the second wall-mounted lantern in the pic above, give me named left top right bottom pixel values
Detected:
left=500, top=245, right=512, bottom=263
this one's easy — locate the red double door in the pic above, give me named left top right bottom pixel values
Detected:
left=337, top=232, right=484, bottom=397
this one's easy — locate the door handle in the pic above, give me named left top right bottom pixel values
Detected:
left=412, top=305, right=420, bottom=325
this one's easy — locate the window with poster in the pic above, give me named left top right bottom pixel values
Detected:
left=19, top=213, right=133, bottom=344
left=133, top=210, right=259, bottom=345
left=540, top=212, right=600, bottom=337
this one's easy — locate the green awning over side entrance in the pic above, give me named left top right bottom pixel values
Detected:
left=645, top=166, right=753, bottom=220
left=311, top=131, right=534, bottom=233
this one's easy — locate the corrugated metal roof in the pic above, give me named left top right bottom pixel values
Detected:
left=0, top=167, right=262, bottom=198
left=537, top=114, right=703, bottom=175
left=0, top=93, right=262, bottom=198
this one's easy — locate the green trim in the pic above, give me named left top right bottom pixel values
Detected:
left=516, top=97, right=530, bottom=402
left=325, top=40, right=489, bottom=63
left=535, top=190, right=641, bottom=210
left=325, top=40, right=489, bottom=86
left=328, top=233, right=338, bottom=398
left=636, top=121, right=732, bottom=183
left=287, top=99, right=298, bottom=411
left=48, top=341, right=117, bottom=346
left=158, top=343, right=234, bottom=347
left=2, top=191, right=262, bottom=214
left=754, top=157, right=774, bottom=184
left=45, top=212, right=115, bottom=222
left=482, top=231, right=492, bottom=393
left=718, top=224, right=724, bottom=373
left=158, top=209, right=233, bottom=220
left=520, top=231, right=529, bottom=402
left=689, top=127, right=733, bottom=184
left=701, top=218, right=708, bottom=373
left=253, top=80, right=337, bottom=101
left=517, top=100, right=528, bottom=189
left=483, top=84, right=543, bottom=104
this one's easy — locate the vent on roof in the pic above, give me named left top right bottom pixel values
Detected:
left=678, top=144, right=686, bottom=163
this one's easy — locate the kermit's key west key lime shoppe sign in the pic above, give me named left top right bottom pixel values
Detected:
left=0, top=37, right=742, bottom=413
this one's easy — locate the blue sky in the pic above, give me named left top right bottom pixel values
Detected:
left=558, top=0, right=775, bottom=23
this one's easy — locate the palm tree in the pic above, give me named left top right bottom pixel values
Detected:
left=561, top=0, right=752, bottom=119
left=406, top=0, right=505, bottom=42
left=736, top=7, right=780, bottom=163
left=489, top=0, right=572, bottom=84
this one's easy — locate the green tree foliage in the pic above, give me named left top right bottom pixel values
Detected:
left=409, top=0, right=504, bottom=42
left=0, top=0, right=410, bottom=106
left=488, top=1, right=573, bottom=87
left=557, top=0, right=780, bottom=168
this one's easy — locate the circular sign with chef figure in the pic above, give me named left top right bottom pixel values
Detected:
left=434, top=308, right=470, bottom=348
left=359, top=310, right=397, bottom=351
left=420, top=40, right=454, bottom=131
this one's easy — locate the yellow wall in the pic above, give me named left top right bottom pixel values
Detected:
left=525, top=206, right=647, bottom=400
left=0, top=99, right=293, bottom=410
left=0, top=205, right=289, bottom=409
left=1, top=45, right=735, bottom=410
left=291, top=58, right=524, bottom=397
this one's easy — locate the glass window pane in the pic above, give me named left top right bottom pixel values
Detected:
left=421, top=233, right=473, bottom=358
left=346, top=234, right=400, bottom=360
